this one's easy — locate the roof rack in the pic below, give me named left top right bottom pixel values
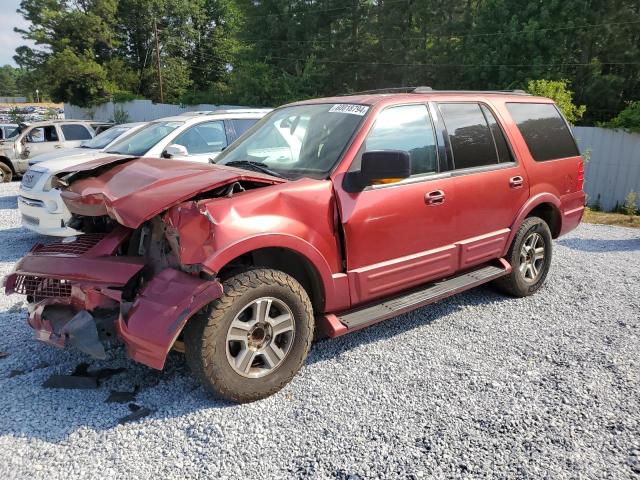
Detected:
left=339, top=86, right=530, bottom=96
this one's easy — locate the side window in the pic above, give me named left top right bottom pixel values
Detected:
left=481, top=105, right=513, bottom=163
left=173, top=121, right=227, bottom=155
left=362, top=104, right=438, bottom=176
left=438, top=103, right=498, bottom=169
left=26, top=126, right=59, bottom=143
left=506, top=103, right=579, bottom=161
left=231, top=119, right=258, bottom=138
left=61, top=124, right=92, bottom=141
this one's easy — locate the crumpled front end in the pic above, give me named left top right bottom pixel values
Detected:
left=5, top=226, right=223, bottom=370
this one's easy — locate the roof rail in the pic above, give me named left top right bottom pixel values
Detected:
left=339, top=86, right=530, bottom=96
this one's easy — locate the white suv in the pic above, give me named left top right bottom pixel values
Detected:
left=18, top=109, right=270, bottom=236
left=0, top=120, right=97, bottom=182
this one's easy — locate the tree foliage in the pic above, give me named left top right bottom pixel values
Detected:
left=601, top=101, right=640, bottom=132
left=526, top=79, right=586, bottom=124
left=10, top=0, right=640, bottom=120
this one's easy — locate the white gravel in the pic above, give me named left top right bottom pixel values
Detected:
left=0, top=181, right=638, bottom=479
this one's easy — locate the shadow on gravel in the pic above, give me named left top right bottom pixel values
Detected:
left=557, top=236, right=640, bottom=253
left=308, top=285, right=506, bottom=366
left=0, top=195, right=17, bottom=210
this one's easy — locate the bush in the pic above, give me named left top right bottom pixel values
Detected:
left=600, top=101, right=640, bottom=133
left=526, top=79, right=586, bottom=124
left=624, top=191, right=638, bottom=220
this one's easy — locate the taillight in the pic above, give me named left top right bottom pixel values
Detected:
left=576, top=159, right=584, bottom=191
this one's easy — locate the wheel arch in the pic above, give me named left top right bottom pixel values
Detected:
left=0, top=156, right=15, bottom=173
left=503, top=193, right=562, bottom=256
left=203, top=234, right=335, bottom=313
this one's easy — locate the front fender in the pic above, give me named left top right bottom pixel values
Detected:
left=116, top=268, right=223, bottom=370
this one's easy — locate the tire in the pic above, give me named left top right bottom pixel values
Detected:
left=494, top=216, right=553, bottom=297
left=184, top=268, right=315, bottom=403
left=0, top=163, right=12, bottom=183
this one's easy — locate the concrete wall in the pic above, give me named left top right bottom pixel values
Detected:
left=64, top=100, right=249, bottom=122
left=573, top=126, right=640, bottom=211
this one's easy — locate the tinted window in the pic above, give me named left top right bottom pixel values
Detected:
left=481, top=105, right=513, bottom=163
left=232, top=119, right=258, bottom=138
left=363, top=104, right=438, bottom=176
left=506, top=103, right=579, bottom=161
left=174, top=121, right=227, bottom=155
left=62, top=124, right=92, bottom=141
left=439, top=103, right=498, bottom=169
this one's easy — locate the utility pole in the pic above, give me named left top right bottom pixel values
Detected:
left=153, top=18, right=164, bottom=103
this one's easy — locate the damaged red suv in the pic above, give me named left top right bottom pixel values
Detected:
left=6, top=88, right=585, bottom=402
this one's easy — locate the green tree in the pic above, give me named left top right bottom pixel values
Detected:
left=527, top=79, right=586, bottom=123
left=601, top=101, right=640, bottom=132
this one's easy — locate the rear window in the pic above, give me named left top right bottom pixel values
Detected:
left=506, top=103, right=579, bottom=161
left=62, top=124, right=92, bottom=141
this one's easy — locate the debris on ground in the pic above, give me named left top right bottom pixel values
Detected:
left=42, top=362, right=127, bottom=389
left=118, top=403, right=153, bottom=425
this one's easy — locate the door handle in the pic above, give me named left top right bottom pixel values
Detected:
left=509, top=176, right=524, bottom=188
left=425, top=190, right=445, bottom=205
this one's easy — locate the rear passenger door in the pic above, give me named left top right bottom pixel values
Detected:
left=436, top=102, right=529, bottom=269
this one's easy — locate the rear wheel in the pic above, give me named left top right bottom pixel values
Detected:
left=184, top=268, right=314, bottom=403
left=495, top=216, right=553, bottom=297
left=0, top=162, right=12, bottom=183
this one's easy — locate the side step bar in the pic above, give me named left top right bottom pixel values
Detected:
left=321, top=259, right=511, bottom=338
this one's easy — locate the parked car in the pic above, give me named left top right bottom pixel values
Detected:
left=16, top=109, right=270, bottom=235
left=89, top=122, right=115, bottom=134
left=18, top=123, right=147, bottom=236
left=0, top=123, right=18, bottom=140
left=0, top=120, right=97, bottom=182
left=5, top=89, right=585, bottom=403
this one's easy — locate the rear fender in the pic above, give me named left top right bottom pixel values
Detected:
left=503, top=193, right=562, bottom=256
left=116, top=268, right=223, bottom=370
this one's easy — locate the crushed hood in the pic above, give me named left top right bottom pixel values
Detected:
left=57, top=156, right=284, bottom=228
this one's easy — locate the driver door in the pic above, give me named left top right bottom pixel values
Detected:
left=333, top=104, right=460, bottom=306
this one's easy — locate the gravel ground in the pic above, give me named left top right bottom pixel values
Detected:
left=0, top=181, right=638, bottom=479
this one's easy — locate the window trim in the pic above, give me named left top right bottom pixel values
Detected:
left=350, top=101, right=442, bottom=181
left=436, top=101, right=519, bottom=172
left=505, top=101, right=581, bottom=162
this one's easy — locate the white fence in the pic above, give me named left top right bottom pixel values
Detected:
left=63, top=99, right=250, bottom=123
left=573, top=126, right=640, bottom=212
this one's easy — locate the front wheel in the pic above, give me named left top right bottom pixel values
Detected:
left=184, top=268, right=314, bottom=403
left=495, top=216, right=553, bottom=297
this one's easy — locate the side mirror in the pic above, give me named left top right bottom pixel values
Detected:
left=343, top=150, right=411, bottom=192
left=162, top=144, right=188, bottom=158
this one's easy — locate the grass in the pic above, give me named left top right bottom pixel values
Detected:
left=582, top=208, right=640, bottom=228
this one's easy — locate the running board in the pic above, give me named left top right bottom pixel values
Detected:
left=320, top=259, right=511, bottom=337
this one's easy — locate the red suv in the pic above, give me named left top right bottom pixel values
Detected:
left=5, top=89, right=585, bottom=402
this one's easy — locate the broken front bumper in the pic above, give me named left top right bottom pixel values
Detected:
left=5, top=231, right=223, bottom=370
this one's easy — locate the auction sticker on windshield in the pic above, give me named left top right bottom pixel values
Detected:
left=328, top=104, right=369, bottom=116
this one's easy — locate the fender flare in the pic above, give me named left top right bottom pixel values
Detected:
left=502, top=193, right=562, bottom=256
left=203, top=233, right=339, bottom=310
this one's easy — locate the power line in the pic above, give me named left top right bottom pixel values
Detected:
left=239, top=19, right=640, bottom=45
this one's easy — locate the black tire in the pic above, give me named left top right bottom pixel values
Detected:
left=184, top=268, right=315, bottom=403
left=0, top=162, right=13, bottom=183
left=494, top=216, right=553, bottom=297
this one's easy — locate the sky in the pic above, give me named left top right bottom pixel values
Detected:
left=0, top=0, right=35, bottom=66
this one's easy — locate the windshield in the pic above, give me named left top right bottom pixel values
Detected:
left=81, top=125, right=133, bottom=149
left=215, top=104, right=367, bottom=179
left=105, top=121, right=183, bottom=156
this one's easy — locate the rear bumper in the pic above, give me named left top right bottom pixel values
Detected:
left=5, top=233, right=223, bottom=370
left=559, top=191, right=586, bottom=236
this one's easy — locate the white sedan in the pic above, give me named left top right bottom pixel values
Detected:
left=18, top=109, right=270, bottom=236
